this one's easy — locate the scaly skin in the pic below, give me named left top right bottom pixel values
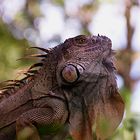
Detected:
left=0, top=35, right=124, bottom=140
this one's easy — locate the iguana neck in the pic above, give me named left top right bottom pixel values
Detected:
left=30, top=51, right=60, bottom=98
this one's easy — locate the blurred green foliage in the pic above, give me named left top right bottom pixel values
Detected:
left=0, top=22, right=35, bottom=81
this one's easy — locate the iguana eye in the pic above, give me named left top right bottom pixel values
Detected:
left=76, top=38, right=86, bottom=44
left=61, top=64, right=79, bottom=83
left=74, top=35, right=88, bottom=45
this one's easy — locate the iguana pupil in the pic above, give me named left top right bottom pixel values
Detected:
left=61, top=64, right=79, bottom=83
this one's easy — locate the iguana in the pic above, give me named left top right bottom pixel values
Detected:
left=0, top=35, right=124, bottom=140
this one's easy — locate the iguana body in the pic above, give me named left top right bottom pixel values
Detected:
left=0, top=35, right=124, bottom=140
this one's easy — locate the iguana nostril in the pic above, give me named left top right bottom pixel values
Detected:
left=61, top=64, right=78, bottom=83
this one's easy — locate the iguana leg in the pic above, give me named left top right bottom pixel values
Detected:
left=16, top=99, right=68, bottom=140
left=16, top=108, right=53, bottom=140
left=16, top=117, right=40, bottom=140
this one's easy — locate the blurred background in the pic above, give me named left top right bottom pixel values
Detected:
left=0, top=0, right=140, bottom=139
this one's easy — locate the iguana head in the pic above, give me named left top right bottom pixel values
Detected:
left=56, top=35, right=124, bottom=139
left=57, top=34, right=114, bottom=87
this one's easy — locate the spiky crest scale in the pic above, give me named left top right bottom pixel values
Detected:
left=29, top=46, right=50, bottom=53
left=29, top=63, right=43, bottom=70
